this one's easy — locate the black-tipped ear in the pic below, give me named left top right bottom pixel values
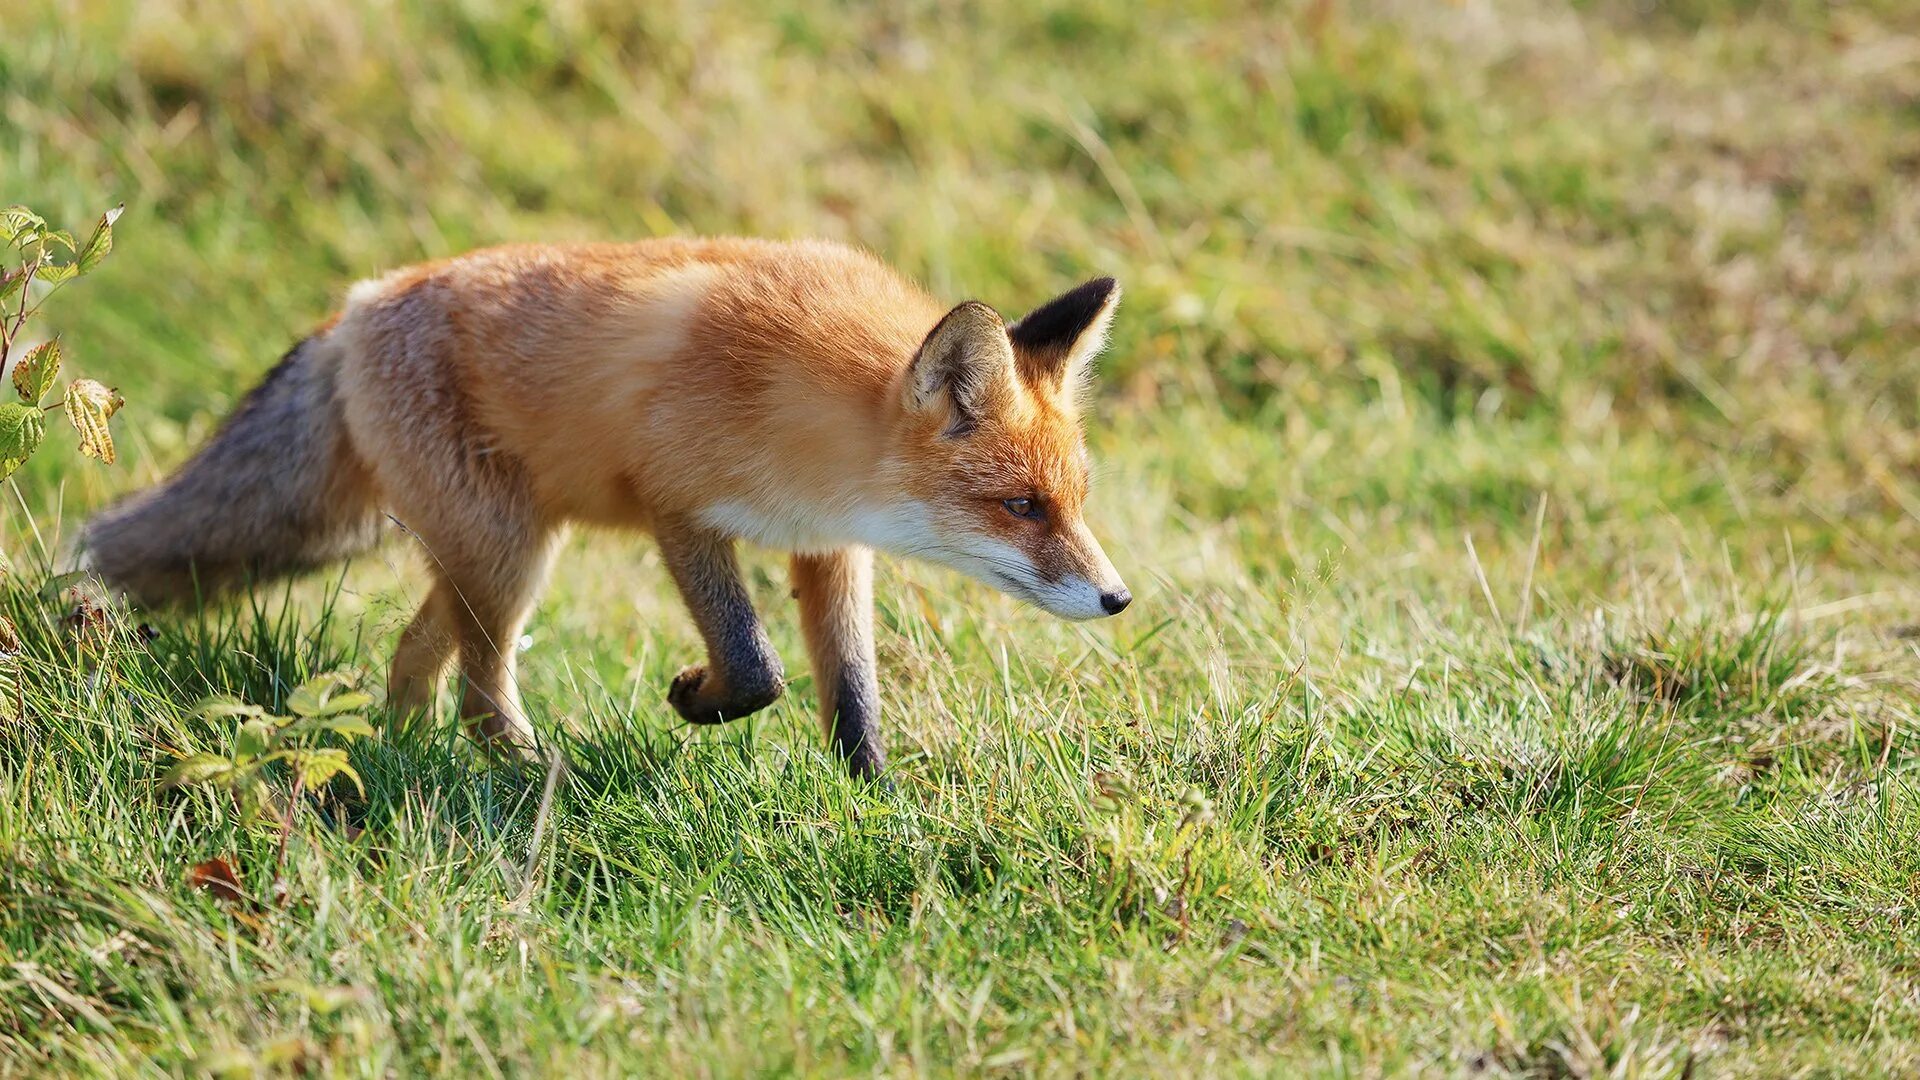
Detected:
left=905, top=301, right=1016, bottom=435
left=1007, top=277, right=1121, bottom=390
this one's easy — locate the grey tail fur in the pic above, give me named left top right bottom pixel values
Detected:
left=83, top=333, right=384, bottom=606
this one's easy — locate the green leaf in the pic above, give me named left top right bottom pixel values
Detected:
left=63, top=378, right=124, bottom=464
left=289, top=713, right=376, bottom=740
left=321, top=713, right=375, bottom=738
left=12, top=338, right=59, bottom=404
left=194, top=695, right=269, bottom=722
left=75, top=205, right=122, bottom=276
left=233, top=718, right=275, bottom=762
left=0, top=402, right=46, bottom=480
left=162, top=754, right=234, bottom=789
left=34, top=570, right=88, bottom=600
left=0, top=207, right=45, bottom=244
left=295, top=690, right=375, bottom=720
left=235, top=774, right=270, bottom=822
left=0, top=267, right=23, bottom=306
left=40, top=229, right=74, bottom=253
left=288, top=747, right=362, bottom=795
left=35, top=262, right=76, bottom=285
left=286, top=672, right=364, bottom=717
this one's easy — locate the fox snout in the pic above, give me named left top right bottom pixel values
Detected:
left=917, top=518, right=1128, bottom=622
left=1041, top=573, right=1131, bottom=622
left=989, top=562, right=1130, bottom=622
left=969, top=520, right=1127, bottom=622
left=1040, top=526, right=1130, bottom=622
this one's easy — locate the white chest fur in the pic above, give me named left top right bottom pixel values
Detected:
left=697, top=499, right=937, bottom=556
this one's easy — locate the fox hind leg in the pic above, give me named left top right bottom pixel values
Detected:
left=389, top=498, right=560, bottom=763
left=658, top=527, right=786, bottom=725
left=440, top=531, right=562, bottom=762
left=387, top=579, right=457, bottom=727
left=341, top=289, right=558, bottom=762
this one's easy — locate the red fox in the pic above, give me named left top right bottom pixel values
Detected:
left=84, top=239, right=1130, bottom=777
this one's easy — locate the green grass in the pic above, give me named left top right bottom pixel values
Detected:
left=6, top=0, right=1920, bottom=1074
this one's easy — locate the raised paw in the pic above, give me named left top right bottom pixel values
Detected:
left=667, top=663, right=785, bottom=725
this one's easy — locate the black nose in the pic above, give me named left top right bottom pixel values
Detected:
left=1099, top=589, right=1132, bottom=615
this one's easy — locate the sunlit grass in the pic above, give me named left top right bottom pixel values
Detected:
left=5, top=0, right=1920, bottom=1074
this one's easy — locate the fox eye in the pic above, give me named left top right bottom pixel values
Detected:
left=1003, top=496, right=1043, bottom=520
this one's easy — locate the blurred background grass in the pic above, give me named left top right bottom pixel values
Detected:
left=7, top=0, right=1920, bottom=1073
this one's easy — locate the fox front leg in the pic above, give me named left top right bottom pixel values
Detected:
left=790, top=547, right=884, bottom=779
left=657, top=526, right=787, bottom=724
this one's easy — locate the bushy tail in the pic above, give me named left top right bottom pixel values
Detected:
left=84, top=333, right=384, bottom=606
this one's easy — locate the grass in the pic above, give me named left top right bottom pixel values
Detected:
left=5, top=0, right=1920, bottom=1074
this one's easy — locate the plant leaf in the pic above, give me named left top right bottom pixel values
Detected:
left=288, top=747, right=362, bottom=795
left=186, top=856, right=245, bottom=903
left=0, top=207, right=45, bottom=244
left=194, top=695, right=268, bottom=722
left=35, top=262, right=76, bottom=285
left=0, top=402, right=46, bottom=480
left=316, top=713, right=375, bottom=737
left=63, top=378, right=124, bottom=464
left=234, top=718, right=274, bottom=762
left=76, top=205, right=122, bottom=276
left=288, top=713, right=376, bottom=740
left=294, top=689, right=374, bottom=719
left=0, top=267, right=23, bottom=306
left=11, top=338, right=59, bottom=404
left=235, top=775, right=270, bottom=822
left=0, top=614, right=20, bottom=725
left=285, top=672, right=362, bottom=717
left=35, top=570, right=89, bottom=600
left=162, top=754, right=235, bottom=789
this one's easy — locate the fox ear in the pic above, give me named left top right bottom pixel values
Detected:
left=1008, top=277, right=1120, bottom=392
left=906, top=301, right=1016, bottom=435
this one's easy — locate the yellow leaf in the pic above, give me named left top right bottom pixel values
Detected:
left=12, top=338, right=60, bottom=403
left=63, top=378, right=124, bottom=464
left=0, top=614, right=19, bottom=724
left=76, top=204, right=123, bottom=275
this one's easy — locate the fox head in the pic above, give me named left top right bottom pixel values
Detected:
left=886, top=278, right=1130, bottom=621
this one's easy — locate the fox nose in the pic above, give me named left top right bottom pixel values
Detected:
left=1099, top=588, right=1132, bottom=615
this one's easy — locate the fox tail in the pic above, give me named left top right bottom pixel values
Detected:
left=83, top=332, right=384, bottom=605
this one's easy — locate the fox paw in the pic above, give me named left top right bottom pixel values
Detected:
left=465, top=711, right=543, bottom=766
left=668, top=664, right=784, bottom=725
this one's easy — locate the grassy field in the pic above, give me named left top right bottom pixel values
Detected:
left=6, top=0, right=1920, bottom=1074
